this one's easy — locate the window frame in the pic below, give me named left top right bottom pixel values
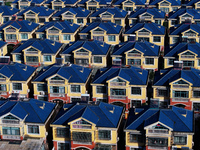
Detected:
left=71, top=85, right=81, bottom=93
left=12, top=83, right=22, bottom=91
left=27, top=125, right=40, bottom=135
left=145, top=58, right=154, bottom=65
left=131, top=87, right=141, bottom=95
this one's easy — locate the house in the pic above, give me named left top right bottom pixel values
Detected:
left=32, top=64, right=92, bottom=103
left=51, top=102, right=123, bottom=150
left=168, top=8, right=200, bottom=28
left=11, top=0, right=45, bottom=9
left=12, top=39, right=63, bottom=67
left=0, top=62, right=36, bottom=99
left=113, top=0, right=146, bottom=12
left=60, top=40, right=111, bottom=68
left=124, top=22, right=165, bottom=48
left=0, top=6, right=19, bottom=24
left=149, top=0, right=181, bottom=14
left=0, top=99, right=58, bottom=149
left=0, top=20, right=39, bottom=44
left=124, top=106, right=194, bottom=150
left=0, top=41, right=7, bottom=56
left=111, top=41, right=160, bottom=71
left=186, top=0, right=200, bottom=11
left=52, top=7, right=90, bottom=26
left=91, top=66, right=148, bottom=118
left=35, top=21, right=80, bottom=43
left=169, top=23, right=200, bottom=45
left=128, top=8, right=165, bottom=26
left=79, top=22, right=123, bottom=45
left=153, top=63, right=200, bottom=111
left=17, top=6, right=55, bottom=24
left=164, top=42, right=200, bottom=69
left=89, top=7, right=128, bottom=27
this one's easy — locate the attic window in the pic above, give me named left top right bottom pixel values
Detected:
left=72, top=119, right=91, bottom=129
left=2, top=115, right=19, bottom=124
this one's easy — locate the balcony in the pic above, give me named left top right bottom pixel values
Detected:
left=20, top=1, right=28, bottom=4
left=110, top=95, right=126, bottom=100
left=26, top=62, right=39, bottom=66
left=110, top=82, right=126, bottom=86
left=76, top=52, right=89, bottom=56
left=184, top=33, right=196, bottom=37
left=172, top=98, right=189, bottom=102
left=93, top=31, right=104, bottom=34
left=181, top=55, right=195, bottom=58
left=2, top=119, right=20, bottom=124
left=148, top=129, right=168, bottom=134
left=0, top=78, right=6, bottom=82
left=50, top=93, right=65, bottom=97
left=54, top=2, right=62, bottom=5
left=6, top=39, right=17, bottom=42
left=2, top=135, right=21, bottom=140
left=25, top=51, right=38, bottom=54
left=138, top=32, right=149, bottom=35
left=148, top=146, right=168, bottom=150
left=48, top=30, right=59, bottom=33
left=49, top=80, right=64, bottom=84
left=72, top=125, right=92, bottom=129
left=128, top=53, right=141, bottom=57
left=173, top=85, right=189, bottom=88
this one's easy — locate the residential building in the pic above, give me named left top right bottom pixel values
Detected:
left=0, top=62, right=36, bottom=99
left=60, top=40, right=111, bottom=68
left=0, top=99, right=58, bottom=149
left=149, top=0, right=181, bottom=13
left=113, top=0, right=146, bottom=12
left=128, top=8, right=165, bottom=26
left=168, top=8, right=200, bottom=28
left=91, top=66, right=148, bottom=118
left=111, top=41, right=160, bottom=71
left=153, top=64, right=200, bottom=111
left=0, top=6, right=19, bottom=24
left=169, top=23, right=200, bottom=45
left=124, top=22, right=165, bottom=48
left=51, top=102, right=123, bottom=150
left=0, top=20, right=39, bottom=44
left=52, top=7, right=90, bottom=26
left=32, top=64, right=91, bottom=103
left=35, top=21, right=80, bottom=43
left=89, top=7, right=128, bottom=27
left=186, top=0, right=200, bottom=11
left=17, top=6, right=55, bottom=24
left=79, top=22, right=123, bottom=45
left=0, top=41, right=7, bottom=56
left=125, top=106, right=194, bottom=150
left=12, top=39, right=63, bottom=67
left=43, top=0, right=80, bottom=11
left=11, top=0, right=45, bottom=9
left=164, top=42, right=200, bottom=69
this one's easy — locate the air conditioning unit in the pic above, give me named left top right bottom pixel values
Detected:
left=27, top=89, right=30, bottom=93
left=40, top=91, right=45, bottom=95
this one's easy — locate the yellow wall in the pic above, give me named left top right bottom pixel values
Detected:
left=24, top=124, right=46, bottom=138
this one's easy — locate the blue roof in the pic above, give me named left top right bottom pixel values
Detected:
left=112, top=41, right=160, bottom=56
left=125, top=106, right=193, bottom=132
left=169, top=8, right=200, bottom=19
left=62, top=40, right=110, bottom=55
left=17, top=6, right=54, bottom=17
left=53, top=7, right=90, bottom=18
left=90, top=7, right=127, bottom=18
left=12, top=0, right=44, bottom=4
left=92, top=66, right=148, bottom=85
left=186, top=0, right=199, bottom=6
left=36, top=21, right=80, bottom=33
left=153, top=67, right=200, bottom=87
left=0, top=6, right=19, bottom=16
left=44, top=0, right=79, bottom=5
left=78, top=0, right=112, bottom=5
left=33, top=64, right=91, bottom=83
left=125, top=23, right=165, bottom=35
left=165, top=42, right=200, bottom=57
left=0, top=99, right=56, bottom=123
left=129, top=8, right=165, bottom=19
left=0, top=41, right=6, bottom=48
left=170, top=23, right=200, bottom=35
left=12, top=39, right=63, bottom=54
left=80, top=22, right=122, bottom=34
left=0, top=62, right=36, bottom=81
left=0, top=20, right=39, bottom=32
left=52, top=102, right=123, bottom=128
left=149, top=0, right=181, bottom=6
left=114, top=0, right=146, bottom=5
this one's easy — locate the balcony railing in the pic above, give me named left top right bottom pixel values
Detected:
left=48, top=30, right=59, bottom=33
left=76, top=52, right=89, bottom=56
left=148, top=146, right=168, bottom=150
left=0, top=78, right=6, bottom=82
left=124, top=3, right=133, bottom=6
left=26, top=14, right=35, bottom=17
left=102, top=15, right=111, bottom=18
left=2, top=135, right=21, bottom=140
left=2, top=119, right=20, bottom=124
left=25, top=51, right=38, bottom=54
left=173, top=85, right=189, bottom=88
left=128, top=53, right=141, bottom=57
left=184, top=33, right=196, bottom=36
left=72, top=125, right=92, bottom=129
left=93, top=31, right=104, bottom=34
left=110, top=82, right=126, bottom=86
left=50, top=93, right=65, bottom=97
left=73, top=141, right=92, bottom=145
left=54, top=2, right=62, bottom=5
left=88, top=2, right=97, bottom=5
left=138, top=32, right=149, bottom=35
left=140, top=16, right=151, bottom=19
left=20, top=1, right=28, bottom=4
left=172, top=98, right=189, bottom=102
left=63, top=15, right=73, bottom=18
left=181, top=55, right=195, bottom=58
left=148, top=129, right=168, bottom=134
left=6, top=39, right=17, bottom=42
left=26, top=62, right=39, bottom=66
left=49, top=80, right=64, bottom=84
left=110, top=95, right=126, bottom=99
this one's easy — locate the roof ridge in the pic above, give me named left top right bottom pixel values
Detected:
left=154, top=69, right=177, bottom=85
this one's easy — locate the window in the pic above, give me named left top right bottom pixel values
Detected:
left=0, top=84, right=6, bottom=91
left=173, top=91, right=189, bottom=98
left=38, top=96, right=48, bottom=101
left=171, top=20, right=176, bottom=25
left=168, top=59, right=174, bottom=65
left=129, top=134, right=143, bottom=143
left=115, top=20, right=121, bottom=25
left=174, top=136, right=187, bottom=145
left=110, top=89, right=126, bottom=95
left=39, top=18, right=45, bottom=23
left=26, top=56, right=38, bottom=62
left=198, top=60, right=200, bottom=66
left=98, top=130, right=111, bottom=140
left=43, top=55, right=52, bottom=62
left=37, top=84, right=47, bottom=91
left=108, top=35, right=115, bottom=42
left=58, top=143, right=69, bottom=150
left=128, top=59, right=141, bottom=65
left=63, top=35, right=71, bottom=41
left=28, top=125, right=39, bottom=134
left=72, top=132, right=92, bottom=142
left=160, top=7, right=169, bottom=13
left=131, top=100, right=141, bottom=107
left=89, top=7, right=96, bottom=11
left=39, top=34, right=46, bottom=39
left=77, top=18, right=83, bottom=24
left=48, top=35, right=59, bottom=41
left=2, top=127, right=20, bottom=135
left=172, top=7, right=178, bottom=11
left=125, top=7, right=133, bottom=11
left=148, top=138, right=168, bottom=146
left=132, top=19, right=137, bottom=24
left=145, top=58, right=154, bottom=65
left=56, top=128, right=69, bottom=138
left=15, top=54, right=22, bottom=61
left=155, top=20, right=161, bottom=25
left=71, top=85, right=80, bottom=93
left=138, top=37, right=149, bottom=42
left=131, top=87, right=141, bottom=95
left=158, top=89, right=168, bottom=96
left=93, top=56, right=102, bottom=63
left=193, top=103, right=200, bottom=111
left=6, top=34, right=16, bottom=40
left=153, top=36, right=161, bottom=42
left=3, top=17, right=9, bottom=23
left=13, top=83, right=22, bottom=90
left=96, top=86, right=106, bottom=94
left=173, top=37, right=179, bottom=43
left=193, top=91, right=200, bottom=98
left=50, top=86, right=65, bottom=93
left=65, top=56, right=71, bottom=63
left=183, top=61, right=194, bottom=67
